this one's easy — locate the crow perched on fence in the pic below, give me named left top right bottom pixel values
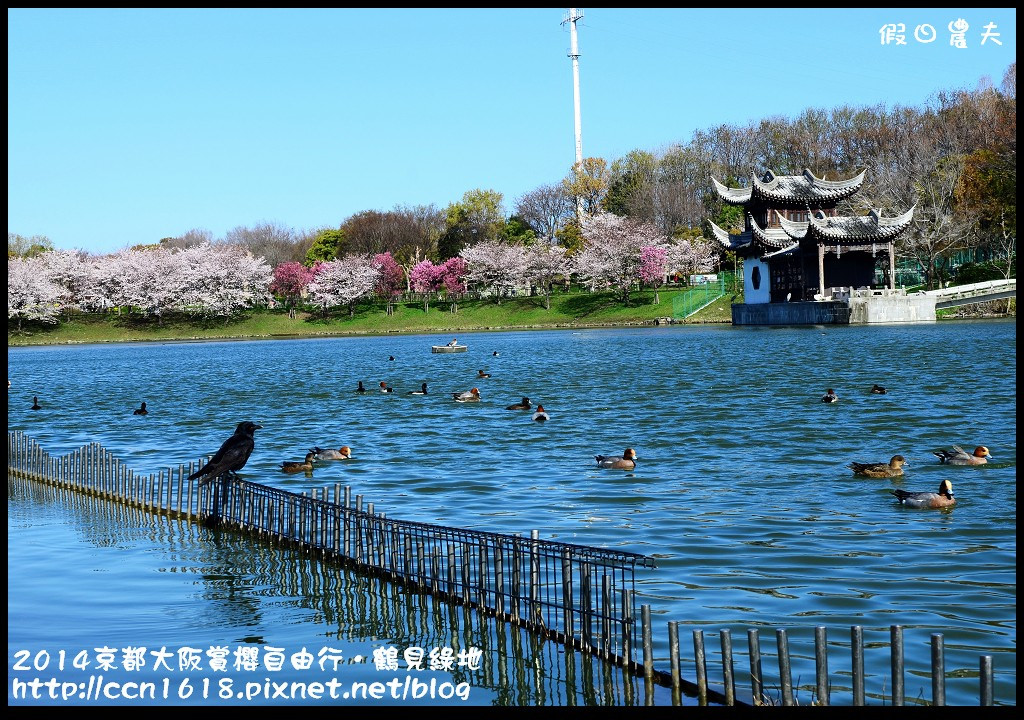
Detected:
left=187, top=421, right=262, bottom=486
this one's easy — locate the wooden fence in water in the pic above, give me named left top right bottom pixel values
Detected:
left=7, top=430, right=1002, bottom=706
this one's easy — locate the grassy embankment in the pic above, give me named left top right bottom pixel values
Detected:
left=7, top=287, right=740, bottom=346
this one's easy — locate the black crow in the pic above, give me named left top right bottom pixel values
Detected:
left=187, top=421, right=262, bottom=485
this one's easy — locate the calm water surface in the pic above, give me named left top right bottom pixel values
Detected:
left=8, top=321, right=1017, bottom=705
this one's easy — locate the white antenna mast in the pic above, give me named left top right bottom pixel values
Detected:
left=562, top=8, right=585, bottom=221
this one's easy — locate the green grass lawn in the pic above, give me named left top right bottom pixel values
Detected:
left=8, top=287, right=741, bottom=346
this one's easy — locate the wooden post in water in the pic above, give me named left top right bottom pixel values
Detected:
left=891, top=624, right=904, bottom=706
left=510, top=541, right=522, bottom=622
left=561, top=551, right=573, bottom=641
left=815, top=626, right=830, bottom=706
left=721, top=629, right=735, bottom=706
left=186, top=462, right=195, bottom=521
left=478, top=544, right=488, bottom=612
left=601, top=574, right=611, bottom=661
left=622, top=589, right=633, bottom=669
left=418, top=541, right=427, bottom=593
left=669, top=621, right=682, bottom=706
left=493, top=542, right=504, bottom=617
left=980, top=655, right=993, bottom=706
left=641, top=604, right=654, bottom=705
left=931, top=634, right=945, bottom=706
left=447, top=545, right=457, bottom=599
left=777, top=628, right=793, bottom=706
left=530, top=530, right=540, bottom=629
left=693, top=629, right=708, bottom=706
left=580, top=562, right=592, bottom=651
left=461, top=542, right=471, bottom=605
left=748, top=629, right=763, bottom=706
left=431, top=547, right=441, bottom=595
left=851, top=625, right=865, bottom=706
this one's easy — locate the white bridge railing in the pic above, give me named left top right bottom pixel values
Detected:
left=919, top=278, right=1016, bottom=306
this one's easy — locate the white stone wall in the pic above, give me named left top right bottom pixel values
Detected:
left=848, top=294, right=937, bottom=323
left=742, top=258, right=771, bottom=304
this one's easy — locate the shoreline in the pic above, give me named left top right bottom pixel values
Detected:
left=7, top=317, right=735, bottom=348
left=8, top=313, right=1015, bottom=349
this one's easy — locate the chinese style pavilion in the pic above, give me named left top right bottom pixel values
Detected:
left=708, top=169, right=918, bottom=324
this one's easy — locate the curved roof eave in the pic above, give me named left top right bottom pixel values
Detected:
left=807, top=205, right=916, bottom=241
left=749, top=214, right=794, bottom=250
left=711, top=176, right=752, bottom=205
left=762, top=242, right=800, bottom=260
left=751, top=168, right=867, bottom=204
left=776, top=211, right=809, bottom=239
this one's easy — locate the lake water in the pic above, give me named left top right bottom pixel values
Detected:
left=7, top=320, right=1017, bottom=706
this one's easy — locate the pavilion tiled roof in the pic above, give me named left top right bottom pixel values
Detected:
left=749, top=214, right=797, bottom=250
left=708, top=220, right=752, bottom=252
left=711, top=169, right=866, bottom=206
left=805, top=206, right=916, bottom=241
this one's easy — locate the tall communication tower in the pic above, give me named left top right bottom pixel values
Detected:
left=562, top=8, right=584, bottom=221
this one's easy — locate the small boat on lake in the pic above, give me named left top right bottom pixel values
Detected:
left=431, top=344, right=468, bottom=353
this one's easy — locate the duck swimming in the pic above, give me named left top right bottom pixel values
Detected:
left=870, top=384, right=887, bottom=394
left=310, top=446, right=352, bottom=461
left=133, top=402, right=149, bottom=415
left=506, top=397, right=531, bottom=410
left=532, top=405, right=549, bottom=422
left=379, top=381, right=394, bottom=393
left=281, top=452, right=316, bottom=474
left=31, top=396, right=41, bottom=410
left=356, top=381, right=366, bottom=393
left=453, top=387, right=481, bottom=402
left=933, top=445, right=992, bottom=465
left=477, top=369, right=491, bottom=379
left=407, top=383, right=428, bottom=395
left=893, top=479, right=955, bottom=508
left=821, top=389, right=839, bottom=403
left=848, top=455, right=907, bottom=478
left=596, top=448, right=638, bottom=470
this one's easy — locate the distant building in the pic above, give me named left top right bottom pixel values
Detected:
left=708, top=169, right=923, bottom=324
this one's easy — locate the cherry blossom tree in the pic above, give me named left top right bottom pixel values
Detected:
left=8, top=256, right=65, bottom=330
left=524, top=241, right=569, bottom=310
left=436, top=256, right=467, bottom=313
left=460, top=240, right=528, bottom=304
left=409, top=259, right=441, bottom=312
left=119, top=247, right=191, bottom=323
left=372, top=252, right=405, bottom=316
left=36, top=249, right=94, bottom=317
left=306, top=254, right=380, bottom=317
left=639, top=245, right=668, bottom=304
left=91, top=250, right=135, bottom=314
left=271, top=261, right=316, bottom=319
left=177, top=244, right=273, bottom=321
left=665, top=235, right=718, bottom=283
left=574, top=211, right=670, bottom=305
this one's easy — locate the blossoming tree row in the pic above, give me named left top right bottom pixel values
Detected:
left=9, top=213, right=717, bottom=326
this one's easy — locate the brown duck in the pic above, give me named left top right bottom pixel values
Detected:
left=281, top=452, right=315, bottom=474
left=848, top=455, right=908, bottom=478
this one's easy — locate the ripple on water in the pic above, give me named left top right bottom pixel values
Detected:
left=7, top=323, right=1017, bottom=706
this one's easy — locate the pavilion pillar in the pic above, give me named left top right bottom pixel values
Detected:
left=818, top=243, right=826, bottom=298
left=888, top=242, right=896, bottom=289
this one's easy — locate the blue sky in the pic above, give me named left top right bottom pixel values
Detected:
left=7, top=8, right=1016, bottom=256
